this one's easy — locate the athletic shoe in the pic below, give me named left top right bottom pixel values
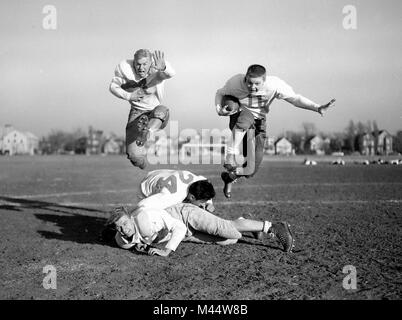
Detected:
left=221, top=171, right=238, bottom=198
left=269, top=222, right=295, bottom=253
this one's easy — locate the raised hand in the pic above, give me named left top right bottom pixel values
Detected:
left=318, top=99, right=336, bottom=116
left=153, top=50, right=166, bottom=71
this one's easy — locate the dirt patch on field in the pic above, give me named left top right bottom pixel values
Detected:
left=0, top=157, right=401, bottom=299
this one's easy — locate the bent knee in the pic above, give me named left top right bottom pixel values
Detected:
left=126, top=149, right=146, bottom=168
left=152, top=105, right=169, bottom=121
left=234, top=111, right=254, bottom=130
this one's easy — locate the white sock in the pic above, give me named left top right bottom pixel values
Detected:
left=262, top=221, right=272, bottom=233
left=227, top=129, right=247, bottom=155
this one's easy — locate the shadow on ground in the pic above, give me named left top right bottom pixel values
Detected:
left=0, top=196, right=113, bottom=246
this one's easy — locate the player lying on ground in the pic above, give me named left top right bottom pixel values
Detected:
left=110, top=49, right=175, bottom=169
left=100, top=169, right=217, bottom=242
left=215, top=64, right=335, bottom=198
left=105, top=203, right=295, bottom=257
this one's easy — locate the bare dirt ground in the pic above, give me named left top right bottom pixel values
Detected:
left=0, top=155, right=401, bottom=300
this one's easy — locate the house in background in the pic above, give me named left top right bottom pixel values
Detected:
left=275, top=137, right=294, bottom=155
left=304, top=135, right=330, bottom=155
left=103, top=137, right=125, bottom=155
left=357, top=132, right=375, bottom=156
left=376, top=130, right=393, bottom=155
left=0, top=125, right=39, bottom=155
left=86, top=126, right=104, bottom=155
left=264, top=136, right=276, bottom=155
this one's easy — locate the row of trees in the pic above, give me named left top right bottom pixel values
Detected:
left=37, top=121, right=402, bottom=155
left=39, top=128, right=94, bottom=154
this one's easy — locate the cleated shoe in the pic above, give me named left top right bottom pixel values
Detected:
left=268, top=222, right=295, bottom=253
left=221, top=171, right=238, bottom=199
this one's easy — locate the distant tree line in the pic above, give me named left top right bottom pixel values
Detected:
left=282, top=120, right=402, bottom=155
left=37, top=121, right=402, bottom=156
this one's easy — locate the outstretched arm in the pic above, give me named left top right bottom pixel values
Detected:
left=284, top=95, right=335, bottom=116
left=143, top=51, right=176, bottom=88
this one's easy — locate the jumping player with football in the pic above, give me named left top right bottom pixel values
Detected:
left=110, top=49, right=175, bottom=170
left=215, top=64, right=335, bottom=198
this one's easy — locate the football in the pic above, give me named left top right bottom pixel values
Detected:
left=222, top=95, right=240, bottom=114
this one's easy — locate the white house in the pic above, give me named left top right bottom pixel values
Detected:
left=1, top=129, right=39, bottom=155
left=275, top=137, right=294, bottom=155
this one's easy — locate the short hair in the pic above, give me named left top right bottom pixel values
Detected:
left=105, top=206, right=131, bottom=226
left=188, top=180, right=216, bottom=201
left=246, top=64, right=266, bottom=78
left=134, top=49, right=152, bottom=61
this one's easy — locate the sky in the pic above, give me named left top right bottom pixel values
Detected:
left=0, top=0, right=401, bottom=138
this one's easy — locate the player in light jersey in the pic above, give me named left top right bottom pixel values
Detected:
left=106, top=201, right=295, bottom=257
left=137, top=169, right=215, bottom=212
left=110, top=49, right=176, bottom=170
left=215, top=64, right=335, bottom=198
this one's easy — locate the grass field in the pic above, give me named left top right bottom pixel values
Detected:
left=0, top=155, right=401, bottom=300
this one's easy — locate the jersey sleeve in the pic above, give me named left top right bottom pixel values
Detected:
left=273, top=78, right=297, bottom=100
left=109, top=61, right=132, bottom=101
left=141, top=208, right=187, bottom=251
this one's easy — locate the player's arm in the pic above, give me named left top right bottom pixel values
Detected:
left=276, top=78, right=335, bottom=116
left=109, top=63, right=145, bottom=102
left=145, top=209, right=187, bottom=257
left=143, top=51, right=176, bottom=88
left=114, top=232, right=136, bottom=249
left=285, top=95, right=335, bottom=116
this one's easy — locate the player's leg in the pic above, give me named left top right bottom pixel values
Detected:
left=224, top=109, right=255, bottom=170
left=245, top=118, right=266, bottom=179
left=125, top=109, right=150, bottom=169
left=184, top=231, right=238, bottom=245
left=136, top=105, right=170, bottom=146
left=168, top=203, right=295, bottom=252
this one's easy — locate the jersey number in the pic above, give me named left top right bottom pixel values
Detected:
left=156, top=172, right=195, bottom=194
left=247, top=95, right=265, bottom=108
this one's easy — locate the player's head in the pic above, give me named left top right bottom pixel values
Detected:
left=185, top=180, right=216, bottom=207
left=133, top=49, right=153, bottom=78
left=245, top=64, right=266, bottom=93
left=107, top=206, right=136, bottom=239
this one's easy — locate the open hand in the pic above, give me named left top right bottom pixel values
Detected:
left=153, top=50, right=166, bottom=71
left=148, top=247, right=172, bottom=257
left=318, top=99, right=336, bottom=116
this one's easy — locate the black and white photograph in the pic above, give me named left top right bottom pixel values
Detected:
left=0, top=0, right=401, bottom=305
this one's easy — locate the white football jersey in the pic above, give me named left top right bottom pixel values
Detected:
left=138, top=170, right=209, bottom=210
left=215, top=74, right=298, bottom=119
